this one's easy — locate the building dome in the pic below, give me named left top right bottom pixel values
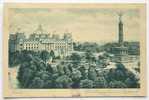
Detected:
left=34, top=24, right=44, bottom=34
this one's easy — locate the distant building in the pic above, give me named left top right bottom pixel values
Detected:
left=111, top=14, right=129, bottom=63
left=110, top=14, right=140, bottom=69
left=9, top=25, right=73, bottom=57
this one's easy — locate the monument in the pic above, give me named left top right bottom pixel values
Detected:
left=111, top=13, right=128, bottom=63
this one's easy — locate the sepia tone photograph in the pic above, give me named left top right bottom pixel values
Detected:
left=3, top=3, right=146, bottom=97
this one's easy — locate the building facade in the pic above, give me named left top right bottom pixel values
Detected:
left=9, top=25, right=73, bottom=57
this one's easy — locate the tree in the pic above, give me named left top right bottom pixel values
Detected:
left=55, top=75, right=73, bottom=88
left=20, top=67, right=34, bottom=88
left=88, top=67, right=97, bottom=81
left=109, top=80, right=127, bottom=88
left=115, top=69, right=126, bottom=81
left=46, top=64, right=53, bottom=73
left=40, top=50, right=50, bottom=64
left=115, top=63, right=132, bottom=81
left=124, top=72, right=139, bottom=88
left=94, top=77, right=108, bottom=88
left=19, top=51, right=33, bottom=62
left=9, top=50, right=33, bottom=67
left=63, top=65, right=71, bottom=76
left=80, top=79, right=94, bottom=88
left=37, top=62, right=47, bottom=71
left=50, top=50, right=55, bottom=61
left=106, top=62, right=140, bottom=88
left=78, top=66, right=87, bottom=79
left=29, top=61, right=37, bottom=72
left=35, top=70, right=50, bottom=81
left=73, top=42, right=103, bottom=53
left=107, top=63, right=127, bottom=82
left=67, top=63, right=73, bottom=72
left=35, top=70, right=53, bottom=88
left=17, top=62, right=28, bottom=86
left=116, top=63, right=126, bottom=71
left=44, top=79, right=53, bottom=88
left=17, top=46, right=140, bottom=89
left=70, top=53, right=81, bottom=67
left=17, top=62, right=35, bottom=88
left=57, top=65, right=65, bottom=75
left=30, top=77, right=44, bottom=88
left=71, top=69, right=82, bottom=81
left=85, top=51, right=94, bottom=63
left=71, top=69, right=82, bottom=88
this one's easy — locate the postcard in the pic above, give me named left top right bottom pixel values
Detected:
left=3, top=3, right=146, bottom=97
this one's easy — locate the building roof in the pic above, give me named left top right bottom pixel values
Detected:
left=23, top=39, right=39, bottom=44
left=41, top=39, right=67, bottom=44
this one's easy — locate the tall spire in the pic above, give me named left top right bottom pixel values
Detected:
left=118, top=12, right=122, bottom=22
left=38, top=24, right=43, bottom=33
left=118, top=13, right=123, bottom=45
left=35, top=24, right=43, bottom=34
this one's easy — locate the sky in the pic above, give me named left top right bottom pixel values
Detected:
left=9, top=7, right=140, bottom=42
